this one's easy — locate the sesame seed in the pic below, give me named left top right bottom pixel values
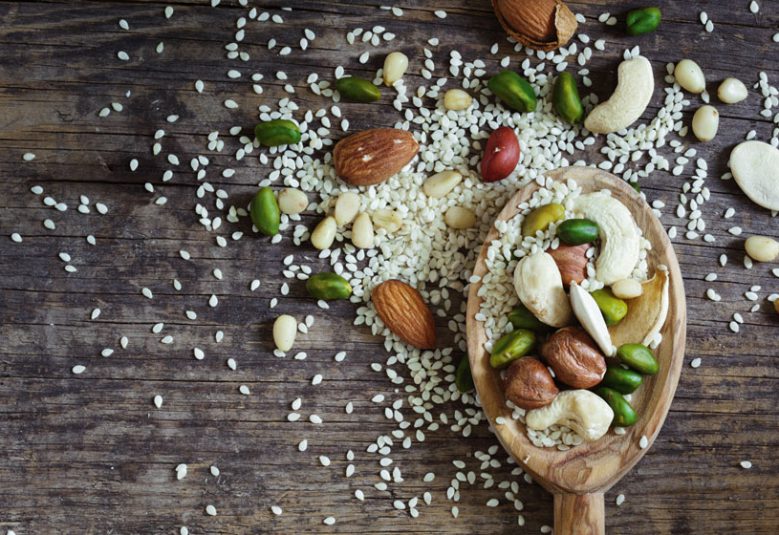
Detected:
left=639, top=436, right=649, bottom=449
left=153, top=395, right=163, bottom=408
left=740, top=460, right=752, bottom=469
left=72, top=365, right=86, bottom=375
left=205, top=504, right=217, bottom=516
left=690, top=358, right=702, bottom=368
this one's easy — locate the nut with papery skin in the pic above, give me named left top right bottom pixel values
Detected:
left=333, top=128, right=419, bottom=186
left=503, top=357, right=559, bottom=410
left=481, top=126, right=520, bottom=182
left=541, top=327, right=606, bottom=389
left=492, top=0, right=578, bottom=52
left=547, top=244, right=589, bottom=287
left=372, top=280, right=436, bottom=349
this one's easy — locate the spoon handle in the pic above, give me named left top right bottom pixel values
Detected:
left=553, top=492, right=605, bottom=535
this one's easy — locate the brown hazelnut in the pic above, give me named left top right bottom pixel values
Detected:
left=547, top=244, right=589, bottom=287
left=502, top=356, right=559, bottom=410
left=541, top=327, right=606, bottom=388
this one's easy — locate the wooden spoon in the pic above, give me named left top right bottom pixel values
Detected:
left=466, top=167, right=686, bottom=534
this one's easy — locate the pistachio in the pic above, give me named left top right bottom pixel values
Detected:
left=745, top=235, right=779, bottom=262
left=306, top=272, right=353, bottom=300
left=553, top=72, right=584, bottom=124
left=372, top=209, right=403, bottom=233
left=423, top=170, right=463, bottom=198
left=508, top=302, right=549, bottom=332
left=443, top=89, right=473, bottom=111
left=522, top=203, right=565, bottom=236
left=625, top=6, right=661, bottom=35
left=351, top=213, right=375, bottom=249
left=335, top=76, right=381, bottom=103
left=334, top=192, right=361, bottom=226
left=490, top=329, right=537, bottom=368
left=455, top=356, right=474, bottom=393
left=591, top=288, right=628, bottom=326
left=611, top=278, right=643, bottom=299
left=674, top=59, right=705, bottom=94
left=311, top=216, right=337, bottom=250
left=255, top=119, right=301, bottom=147
left=487, top=70, right=537, bottom=112
left=250, top=187, right=280, bottom=236
left=692, top=105, right=719, bottom=142
left=595, top=387, right=638, bottom=427
left=383, top=51, right=409, bottom=86
left=718, top=77, right=748, bottom=104
left=601, top=365, right=643, bottom=395
left=277, top=188, right=308, bottom=215
left=556, top=218, right=599, bottom=245
left=444, top=206, right=477, bottom=229
left=617, top=343, right=659, bottom=375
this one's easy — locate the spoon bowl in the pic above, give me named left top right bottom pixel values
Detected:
left=466, top=167, right=686, bottom=534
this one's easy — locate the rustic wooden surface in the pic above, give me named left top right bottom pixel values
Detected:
left=0, top=1, right=778, bottom=534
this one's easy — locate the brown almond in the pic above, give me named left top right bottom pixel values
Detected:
left=503, top=356, right=559, bottom=410
left=541, top=326, right=606, bottom=389
left=333, top=128, right=419, bottom=186
left=547, top=244, right=589, bottom=287
left=491, top=0, right=578, bottom=52
left=372, top=280, right=436, bottom=349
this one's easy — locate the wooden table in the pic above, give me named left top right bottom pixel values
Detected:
left=1, top=1, right=777, bottom=533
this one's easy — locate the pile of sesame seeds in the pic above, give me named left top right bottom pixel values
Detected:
left=8, top=3, right=778, bottom=531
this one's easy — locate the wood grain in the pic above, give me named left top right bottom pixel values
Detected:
left=0, top=1, right=778, bottom=534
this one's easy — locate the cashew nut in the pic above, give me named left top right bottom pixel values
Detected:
left=584, top=56, right=654, bottom=134
left=525, top=390, right=614, bottom=442
left=513, top=252, right=573, bottom=328
left=573, top=192, right=640, bottom=285
left=569, top=282, right=616, bottom=357
left=729, top=141, right=779, bottom=211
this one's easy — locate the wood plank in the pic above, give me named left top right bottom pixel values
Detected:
left=0, top=1, right=777, bottom=534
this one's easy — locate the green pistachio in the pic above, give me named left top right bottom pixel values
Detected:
left=626, top=7, right=662, bottom=36
left=250, top=187, right=280, bottom=236
left=487, top=70, right=537, bottom=113
left=335, top=76, right=381, bottom=103
left=553, top=72, right=584, bottom=124
left=254, top=119, right=302, bottom=147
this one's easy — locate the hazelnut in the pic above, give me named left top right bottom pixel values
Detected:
left=541, top=327, right=606, bottom=388
left=502, top=356, right=559, bottom=410
left=547, top=244, right=589, bottom=287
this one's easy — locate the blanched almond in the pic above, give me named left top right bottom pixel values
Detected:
left=423, top=170, right=462, bottom=198
left=335, top=192, right=360, bottom=226
left=444, top=206, right=476, bottom=229
left=311, top=216, right=337, bottom=250
left=277, top=188, right=308, bottom=215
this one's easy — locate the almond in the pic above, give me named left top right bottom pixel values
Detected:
left=492, top=0, right=578, bottom=52
left=372, top=280, right=436, bottom=349
left=547, top=244, right=589, bottom=287
left=333, top=128, right=419, bottom=186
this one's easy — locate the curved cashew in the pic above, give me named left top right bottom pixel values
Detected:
left=525, top=390, right=614, bottom=441
left=573, top=192, right=640, bottom=285
left=584, top=56, right=654, bottom=134
left=513, top=252, right=573, bottom=328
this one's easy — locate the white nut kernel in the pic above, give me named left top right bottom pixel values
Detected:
left=444, top=206, right=476, bottom=229
left=423, top=170, right=462, bottom=198
left=277, top=188, right=308, bottom=214
left=674, top=59, right=706, bottom=94
left=514, top=252, right=573, bottom=328
left=745, top=235, right=779, bottom=262
left=311, top=216, right=337, bottom=250
left=717, top=77, right=748, bottom=104
left=383, top=51, right=409, bottom=86
left=729, top=141, right=779, bottom=210
left=372, top=209, right=403, bottom=233
left=692, top=105, right=719, bottom=142
left=525, top=390, right=614, bottom=442
left=569, top=282, right=616, bottom=357
left=611, top=278, right=643, bottom=299
left=443, top=89, right=473, bottom=111
left=334, top=192, right=360, bottom=226
left=351, top=213, right=375, bottom=248
left=584, top=56, right=654, bottom=134
left=273, top=314, right=297, bottom=352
